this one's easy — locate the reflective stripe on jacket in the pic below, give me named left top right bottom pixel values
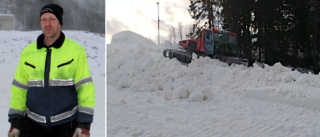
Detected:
left=8, top=32, right=95, bottom=127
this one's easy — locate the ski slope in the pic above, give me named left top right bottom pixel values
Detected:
left=107, top=31, right=320, bottom=137
left=0, top=30, right=105, bottom=136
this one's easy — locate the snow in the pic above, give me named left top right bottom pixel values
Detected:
left=0, top=30, right=105, bottom=136
left=108, top=31, right=320, bottom=136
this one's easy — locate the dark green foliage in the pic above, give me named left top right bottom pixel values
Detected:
left=187, top=0, right=219, bottom=39
left=188, top=0, right=320, bottom=73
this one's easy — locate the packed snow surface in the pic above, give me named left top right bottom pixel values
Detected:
left=0, top=30, right=105, bottom=136
left=108, top=31, right=320, bottom=137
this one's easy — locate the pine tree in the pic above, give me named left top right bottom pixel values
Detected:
left=187, top=0, right=218, bottom=39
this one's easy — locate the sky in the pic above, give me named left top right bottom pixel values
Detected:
left=106, top=0, right=194, bottom=44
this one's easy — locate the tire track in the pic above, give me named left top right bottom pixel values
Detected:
left=108, top=87, right=320, bottom=137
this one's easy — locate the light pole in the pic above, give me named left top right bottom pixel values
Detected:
left=157, top=2, right=160, bottom=45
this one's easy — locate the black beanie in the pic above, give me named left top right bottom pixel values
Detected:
left=40, top=4, right=63, bottom=26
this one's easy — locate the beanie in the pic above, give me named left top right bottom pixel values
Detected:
left=40, top=4, right=63, bottom=26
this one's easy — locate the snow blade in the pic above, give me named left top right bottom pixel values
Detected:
left=163, top=49, right=192, bottom=64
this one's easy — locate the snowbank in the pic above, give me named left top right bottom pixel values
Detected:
left=107, top=31, right=320, bottom=102
left=107, top=30, right=320, bottom=136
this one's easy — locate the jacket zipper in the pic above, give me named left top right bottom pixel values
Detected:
left=25, top=62, right=36, bottom=69
left=44, top=48, right=52, bottom=127
left=57, top=59, right=74, bottom=68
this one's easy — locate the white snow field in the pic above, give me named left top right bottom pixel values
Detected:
left=107, top=31, right=320, bottom=137
left=0, top=30, right=105, bottom=136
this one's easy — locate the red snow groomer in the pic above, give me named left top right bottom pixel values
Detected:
left=163, top=27, right=250, bottom=66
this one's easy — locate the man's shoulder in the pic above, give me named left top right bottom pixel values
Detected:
left=64, top=37, right=84, bottom=51
left=21, top=41, right=37, bottom=53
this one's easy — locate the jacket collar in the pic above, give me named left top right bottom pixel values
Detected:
left=37, top=31, right=65, bottom=49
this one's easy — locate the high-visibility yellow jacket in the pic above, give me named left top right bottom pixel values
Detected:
left=8, top=32, right=95, bottom=127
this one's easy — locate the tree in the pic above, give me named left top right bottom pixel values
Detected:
left=212, top=0, right=320, bottom=71
left=178, top=22, right=183, bottom=41
left=187, top=0, right=219, bottom=39
left=169, top=26, right=176, bottom=44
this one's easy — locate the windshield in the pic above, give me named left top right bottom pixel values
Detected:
left=213, top=32, right=238, bottom=57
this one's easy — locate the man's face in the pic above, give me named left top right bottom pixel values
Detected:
left=40, top=12, right=61, bottom=39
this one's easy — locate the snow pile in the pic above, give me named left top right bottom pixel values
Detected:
left=110, top=31, right=156, bottom=47
left=0, top=30, right=105, bottom=136
left=107, top=31, right=320, bottom=137
left=107, top=31, right=320, bottom=102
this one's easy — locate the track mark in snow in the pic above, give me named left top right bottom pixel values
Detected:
left=246, top=88, right=320, bottom=110
left=108, top=87, right=320, bottom=137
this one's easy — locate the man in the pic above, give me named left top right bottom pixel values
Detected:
left=8, top=4, right=95, bottom=137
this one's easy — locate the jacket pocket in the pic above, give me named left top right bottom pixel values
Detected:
left=25, top=62, right=36, bottom=69
left=57, top=59, right=74, bottom=68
